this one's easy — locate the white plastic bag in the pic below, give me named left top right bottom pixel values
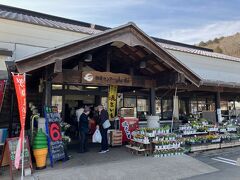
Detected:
left=92, top=129, right=102, bottom=143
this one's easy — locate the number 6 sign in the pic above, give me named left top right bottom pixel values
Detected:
left=49, top=123, right=61, bottom=141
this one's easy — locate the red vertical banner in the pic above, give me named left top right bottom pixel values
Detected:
left=12, top=73, right=26, bottom=169
left=0, top=80, right=6, bottom=111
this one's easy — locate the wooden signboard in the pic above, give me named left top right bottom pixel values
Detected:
left=82, top=71, right=132, bottom=86
left=52, top=70, right=156, bottom=88
left=0, top=137, right=32, bottom=179
left=44, top=106, right=65, bottom=167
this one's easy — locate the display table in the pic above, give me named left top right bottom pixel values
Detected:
left=186, top=140, right=240, bottom=152
left=188, top=143, right=220, bottom=152
left=220, top=140, right=240, bottom=148
left=126, top=139, right=152, bottom=156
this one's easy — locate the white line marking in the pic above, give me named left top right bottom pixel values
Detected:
left=216, top=157, right=237, bottom=163
left=212, top=158, right=237, bottom=166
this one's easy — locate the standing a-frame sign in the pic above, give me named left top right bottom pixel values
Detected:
left=44, top=106, right=65, bottom=167
left=0, top=137, right=32, bottom=180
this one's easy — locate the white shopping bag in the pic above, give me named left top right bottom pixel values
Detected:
left=92, top=129, right=102, bottom=143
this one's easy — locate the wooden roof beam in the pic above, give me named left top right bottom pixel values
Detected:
left=15, top=22, right=201, bottom=86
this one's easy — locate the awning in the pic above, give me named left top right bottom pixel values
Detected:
left=167, top=49, right=240, bottom=88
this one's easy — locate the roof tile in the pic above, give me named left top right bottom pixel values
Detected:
left=159, top=43, right=240, bottom=62
left=0, top=6, right=102, bottom=35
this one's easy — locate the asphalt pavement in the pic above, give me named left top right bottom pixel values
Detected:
left=1, top=146, right=217, bottom=180
left=2, top=145, right=240, bottom=180
left=182, top=146, right=240, bottom=180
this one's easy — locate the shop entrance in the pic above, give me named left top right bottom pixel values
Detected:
left=64, top=94, right=95, bottom=123
left=51, top=84, right=151, bottom=146
left=51, top=84, right=151, bottom=123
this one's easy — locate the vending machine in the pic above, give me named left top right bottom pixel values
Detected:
left=119, top=107, right=139, bottom=143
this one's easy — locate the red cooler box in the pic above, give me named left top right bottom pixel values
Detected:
left=120, top=117, right=139, bottom=143
left=119, top=107, right=139, bottom=143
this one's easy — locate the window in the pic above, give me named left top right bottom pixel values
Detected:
left=190, top=100, right=198, bottom=114
left=235, top=101, right=240, bottom=116
left=229, top=101, right=235, bottom=110
left=235, top=101, right=240, bottom=110
left=179, top=99, right=186, bottom=114
left=52, top=96, right=62, bottom=113
left=137, top=98, right=148, bottom=112
left=190, top=98, right=215, bottom=113
left=220, top=101, right=228, bottom=111
left=124, top=97, right=136, bottom=108
left=206, top=99, right=215, bottom=111
left=198, top=100, right=206, bottom=111
left=117, top=93, right=123, bottom=110
left=156, top=99, right=161, bottom=115
left=162, top=99, right=173, bottom=119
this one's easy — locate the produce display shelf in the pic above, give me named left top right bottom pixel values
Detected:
left=131, top=139, right=150, bottom=145
left=188, top=140, right=240, bottom=152
left=154, top=147, right=181, bottom=150
left=182, top=132, right=208, bottom=136
left=126, top=145, right=146, bottom=152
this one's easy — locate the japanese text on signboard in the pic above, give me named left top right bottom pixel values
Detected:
left=82, top=71, right=132, bottom=86
left=108, top=85, right=117, bottom=119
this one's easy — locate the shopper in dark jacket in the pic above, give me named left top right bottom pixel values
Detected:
left=78, top=107, right=90, bottom=153
left=97, top=105, right=109, bottom=153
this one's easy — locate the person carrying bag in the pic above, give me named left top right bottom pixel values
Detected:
left=97, top=105, right=110, bottom=153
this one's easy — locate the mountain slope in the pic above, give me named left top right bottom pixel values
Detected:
left=198, top=32, right=240, bottom=58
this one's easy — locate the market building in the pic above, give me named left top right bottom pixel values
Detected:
left=1, top=4, right=240, bottom=158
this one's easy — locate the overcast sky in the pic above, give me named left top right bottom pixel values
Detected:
left=1, top=0, right=240, bottom=44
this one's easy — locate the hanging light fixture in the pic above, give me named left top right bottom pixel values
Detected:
left=84, top=54, right=92, bottom=62
left=139, top=61, right=146, bottom=69
left=86, top=86, right=98, bottom=89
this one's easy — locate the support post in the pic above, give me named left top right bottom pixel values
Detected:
left=129, top=67, right=134, bottom=76
left=206, top=98, right=209, bottom=111
left=45, top=81, right=52, bottom=106
left=78, top=61, right=83, bottom=71
left=62, top=91, right=65, bottom=121
left=44, top=67, right=52, bottom=106
left=185, top=98, right=190, bottom=115
left=150, top=88, right=156, bottom=115
left=215, top=91, right=221, bottom=123
left=106, top=50, right=111, bottom=72
left=161, top=98, right=163, bottom=120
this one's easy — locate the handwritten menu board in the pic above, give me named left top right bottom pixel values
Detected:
left=44, top=106, right=65, bottom=167
left=0, top=137, right=32, bottom=179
